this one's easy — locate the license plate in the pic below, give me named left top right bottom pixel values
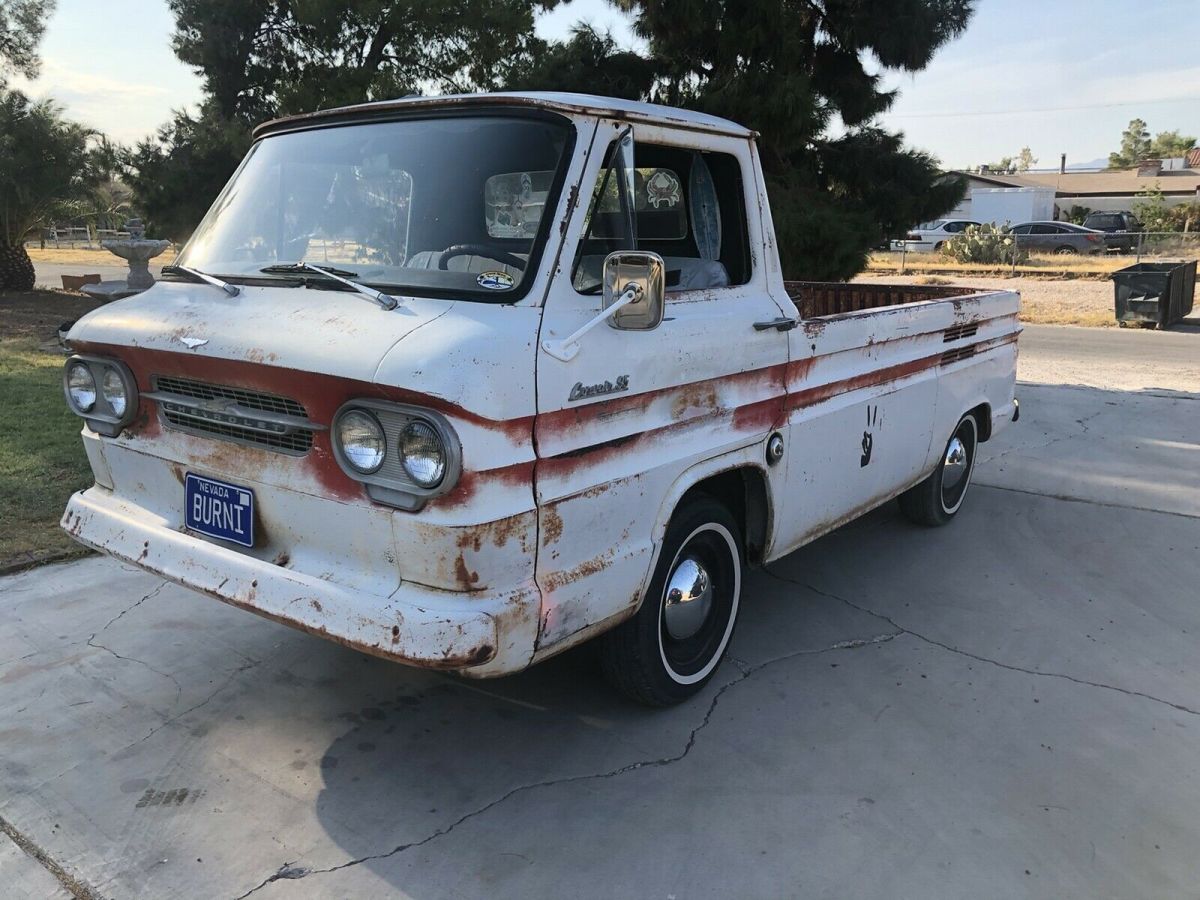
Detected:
left=185, top=473, right=255, bottom=547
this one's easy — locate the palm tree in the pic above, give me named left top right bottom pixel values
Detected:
left=0, top=88, right=109, bottom=290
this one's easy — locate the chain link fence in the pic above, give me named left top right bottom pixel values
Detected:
left=884, top=230, right=1200, bottom=276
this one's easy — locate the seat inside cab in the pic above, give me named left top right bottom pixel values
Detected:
left=572, top=142, right=752, bottom=293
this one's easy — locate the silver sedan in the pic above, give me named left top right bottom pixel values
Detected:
left=1009, top=222, right=1107, bottom=255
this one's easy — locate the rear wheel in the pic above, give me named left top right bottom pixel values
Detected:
left=600, top=496, right=742, bottom=706
left=899, top=414, right=979, bottom=526
left=1054, top=246, right=1078, bottom=255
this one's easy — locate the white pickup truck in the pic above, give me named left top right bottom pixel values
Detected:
left=61, top=92, right=1020, bottom=705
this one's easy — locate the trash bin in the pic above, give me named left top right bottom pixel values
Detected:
left=1111, top=260, right=1198, bottom=328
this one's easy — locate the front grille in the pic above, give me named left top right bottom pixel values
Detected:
left=152, top=376, right=314, bottom=454
left=154, top=376, right=307, bottom=417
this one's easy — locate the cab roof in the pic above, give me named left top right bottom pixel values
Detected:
left=253, top=91, right=755, bottom=140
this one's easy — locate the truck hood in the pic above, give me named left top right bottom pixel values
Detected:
left=67, top=280, right=452, bottom=383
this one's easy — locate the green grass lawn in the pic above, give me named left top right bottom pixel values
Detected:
left=0, top=291, right=102, bottom=572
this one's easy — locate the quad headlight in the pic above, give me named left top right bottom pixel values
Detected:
left=101, top=368, right=128, bottom=417
left=66, top=361, right=97, bottom=413
left=399, top=420, right=447, bottom=488
left=63, top=356, right=138, bottom=436
left=336, top=409, right=386, bottom=474
left=331, top=401, right=459, bottom=510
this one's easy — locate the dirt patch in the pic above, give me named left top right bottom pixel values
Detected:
left=0, top=289, right=105, bottom=343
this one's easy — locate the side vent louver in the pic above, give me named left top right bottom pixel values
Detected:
left=943, top=323, right=979, bottom=342
left=941, top=345, right=977, bottom=366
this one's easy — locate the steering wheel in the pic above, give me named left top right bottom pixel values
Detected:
left=437, top=244, right=527, bottom=271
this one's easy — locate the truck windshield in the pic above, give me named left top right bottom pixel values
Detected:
left=175, top=114, right=573, bottom=302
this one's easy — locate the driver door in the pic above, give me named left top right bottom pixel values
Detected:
left=531, top=122, right=794, bottom=651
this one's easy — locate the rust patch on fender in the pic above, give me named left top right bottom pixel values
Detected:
left=540, top=504, right=564, bottom=547
left=454, top=556, right=480, bottom=590
left=431, top=460, right=534, bottom=511
left=671, top=382, right=719, bottom=421
left=541, top=548, right=615, bottom=593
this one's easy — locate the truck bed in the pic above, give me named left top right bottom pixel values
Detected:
left=784, top=281, right=978, bottom=319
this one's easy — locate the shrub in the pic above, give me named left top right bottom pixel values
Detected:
left=1065, top=205, right=1092, bottom=226
left=942, top=223, right=1028, bottom=265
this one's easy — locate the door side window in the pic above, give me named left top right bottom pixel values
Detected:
left=571, top=134, right=752, bottom=295
left=572, top=129, right=636, bottom=293
left=638, top=144, right=751, bottom=293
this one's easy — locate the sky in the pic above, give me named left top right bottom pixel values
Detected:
left=13, top=0, right=1199, bottom=170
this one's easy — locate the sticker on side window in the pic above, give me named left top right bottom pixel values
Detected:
left=477, top=271, right=515, bottom=290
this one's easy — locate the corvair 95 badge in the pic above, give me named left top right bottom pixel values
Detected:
left=568, top=375, right=630, bottom=402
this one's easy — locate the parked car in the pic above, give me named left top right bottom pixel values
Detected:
left=1010, top=221, right=1107, bottom=255
left=891, top=219, right=981, bottom=253
left=1082, top=211, right=1143, bottom=252
left=60, top=92, right=1020, bottom=706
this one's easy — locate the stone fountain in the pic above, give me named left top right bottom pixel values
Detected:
left=82, top=219, right=171, bottom=301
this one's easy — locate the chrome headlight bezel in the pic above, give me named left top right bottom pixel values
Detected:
left=63, top=355, right=139, bottom=436
left=330, top=400, right=461, bottom=511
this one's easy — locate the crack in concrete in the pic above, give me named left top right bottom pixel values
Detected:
left=85, top=636, right=183, bottom=705
left=84, top=582, right=180, bottom=704
left=131, top=655, right=262, bottom=749
left=231, top=631, right=898, bottom=897
left=96, top=581, right=168, bottom=633
left=764, top=568, right=1200, bottom=718
left=0, top=813, right=101, bottom=900
left=980, top=407, right=1102, bottom=466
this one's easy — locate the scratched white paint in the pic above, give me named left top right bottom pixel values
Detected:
left=60, top=93, right=1020, bottom=676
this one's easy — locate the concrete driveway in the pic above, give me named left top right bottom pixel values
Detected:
left=3, top=371, right=1199, bottom=897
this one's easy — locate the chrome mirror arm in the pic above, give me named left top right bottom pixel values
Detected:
left=541, top=283, right=643, bottom=363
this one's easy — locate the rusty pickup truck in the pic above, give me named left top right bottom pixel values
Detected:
left=61, top=92, right=1019, bottom=705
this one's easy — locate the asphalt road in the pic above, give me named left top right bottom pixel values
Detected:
left=34, top=262, right=163, bottom=289
left=1019, top=322, right=1200, bottom=393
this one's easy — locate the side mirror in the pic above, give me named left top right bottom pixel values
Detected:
left=603, top=251, right=664, bottom=331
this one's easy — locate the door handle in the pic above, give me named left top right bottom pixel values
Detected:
left=753, top=317, right=798, bottom=332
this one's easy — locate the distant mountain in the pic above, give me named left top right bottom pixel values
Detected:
left=1066, top=158, right=1108, bottom=171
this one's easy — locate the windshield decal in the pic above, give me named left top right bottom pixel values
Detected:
left=477, top=271, right=515, bottom=290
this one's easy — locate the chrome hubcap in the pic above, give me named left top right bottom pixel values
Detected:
left=942, top=436, right=968, bottom=493
left=663, top=557, right=713, bottom=641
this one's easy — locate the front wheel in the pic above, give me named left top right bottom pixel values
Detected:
left=600, top=496, right=742, bottom=706
left=899, top=414, right=979, bottom=526
left=1054, top=246, right=1078, bottom=255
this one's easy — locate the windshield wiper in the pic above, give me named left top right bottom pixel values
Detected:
left=162, top=265, right=241, bottom=297
left=259, top=262, right=398, bottom=310
left=260, top=262, right=360, bottom=278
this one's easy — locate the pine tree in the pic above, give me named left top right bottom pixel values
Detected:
left=1108, top=119, right=1151, bottom=168
left=610, top=0, right=976, bottom=279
